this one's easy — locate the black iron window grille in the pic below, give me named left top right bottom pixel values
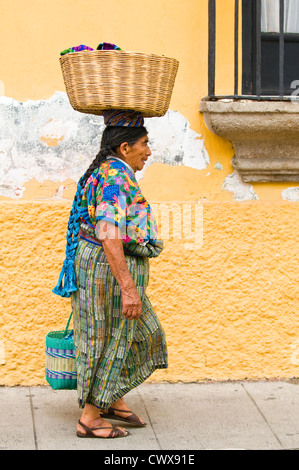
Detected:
left=208, top=0, right=299, bottom=100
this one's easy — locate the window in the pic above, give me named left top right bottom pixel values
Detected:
left=242, top=0, right=299, bottom=96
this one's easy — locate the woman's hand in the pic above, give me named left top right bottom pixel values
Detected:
left=122, top=288, right=142, bottom=320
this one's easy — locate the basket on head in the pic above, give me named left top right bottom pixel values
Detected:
left=45, top=312, right=77, bottom=390
left=59, top=50, right=179, bottom=117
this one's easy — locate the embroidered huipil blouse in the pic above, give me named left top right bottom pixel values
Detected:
left=79, top=157, right=158, bottom=248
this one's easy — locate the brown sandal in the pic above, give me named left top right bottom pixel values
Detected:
left=100, top=407, right=147, bottom=427
left=76, top=420, right=130, bottom=438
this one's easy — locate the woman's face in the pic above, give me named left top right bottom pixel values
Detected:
left=118, top=135, right=152, bottom=172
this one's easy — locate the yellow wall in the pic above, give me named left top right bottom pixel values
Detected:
left=0, top=0, right=298, bottom=386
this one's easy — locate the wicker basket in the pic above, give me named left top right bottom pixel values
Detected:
left=45, top=312, right=77, bottom=390
left=59, top=50, right=179, bottom=117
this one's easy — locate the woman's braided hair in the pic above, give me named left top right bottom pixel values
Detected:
left=53, top=125, right=148, bottom=297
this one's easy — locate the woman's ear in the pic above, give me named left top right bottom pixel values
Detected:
left=118, top=142, right=129, bottom=157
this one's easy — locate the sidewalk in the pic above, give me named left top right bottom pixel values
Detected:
left=1, top=380, right=298, bottom=450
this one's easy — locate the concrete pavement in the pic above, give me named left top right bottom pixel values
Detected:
left=0, top=380, right=299, bottom=451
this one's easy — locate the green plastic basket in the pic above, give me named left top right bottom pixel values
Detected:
left=45, top=312, right=77, bottom=390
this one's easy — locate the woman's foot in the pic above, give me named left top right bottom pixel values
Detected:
left=101, top=397, right=147, bottom=426
left=77, top=403, right=129, bottom=438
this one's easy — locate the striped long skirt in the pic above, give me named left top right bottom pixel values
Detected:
left=71, top=239, right=168, bottom=410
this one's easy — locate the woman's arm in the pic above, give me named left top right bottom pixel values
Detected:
left=96, top=220, right=142, bottom=321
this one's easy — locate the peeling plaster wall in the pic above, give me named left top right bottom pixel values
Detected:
left=282, top=187, right=299, bottom=202
left=0, top=92, right=275, bottom=204
left=222, top=171, right=258, bottom=201
left=0, top=93, right=209, bottom=199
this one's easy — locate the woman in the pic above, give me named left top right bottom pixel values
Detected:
left=53, top=109, right=167, bottom=439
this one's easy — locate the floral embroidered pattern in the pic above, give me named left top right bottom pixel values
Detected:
left=80, top=158, right=158, bottom=246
